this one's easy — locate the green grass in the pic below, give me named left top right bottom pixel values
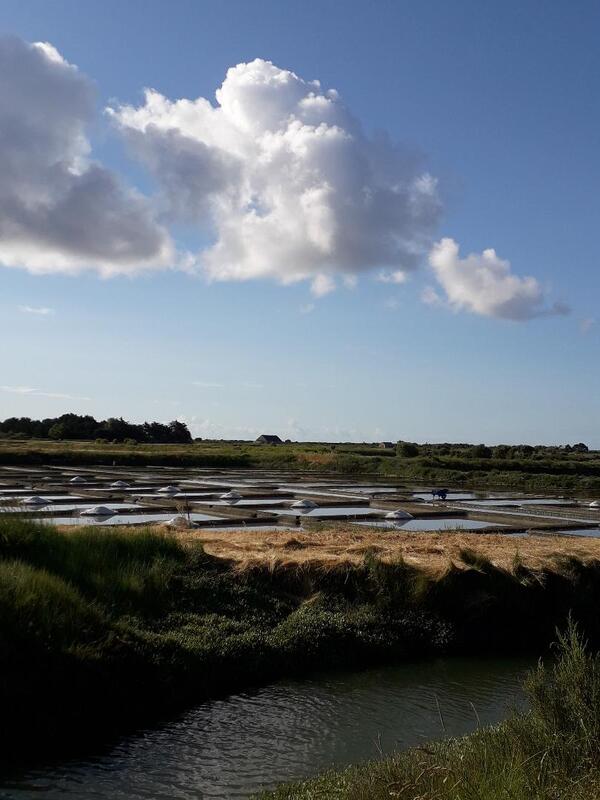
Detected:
left=2, top=515, right=600, bottom=766
left=258, top=623, right=600, bottom=800
left=2, top=437, right=600, bottom=491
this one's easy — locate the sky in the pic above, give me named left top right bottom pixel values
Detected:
left=1, top=0, right=598, bottom=446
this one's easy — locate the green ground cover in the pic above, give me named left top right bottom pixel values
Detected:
left=2, top=516, right=600, bottom=766
left=1, top=437, right=600, bottom=492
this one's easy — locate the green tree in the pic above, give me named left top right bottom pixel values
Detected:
left=397, top=441, right=419, bottom=457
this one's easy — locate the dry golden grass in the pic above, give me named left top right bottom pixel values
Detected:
left=172, top=524, right=600, bottom=573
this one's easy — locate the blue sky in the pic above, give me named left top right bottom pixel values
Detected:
left=1, top=0, right=598, bottom=445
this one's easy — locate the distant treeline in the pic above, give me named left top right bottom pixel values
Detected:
left=0, top=413, right=192, bottom=444
left=394, top=440, right=590, bottom=458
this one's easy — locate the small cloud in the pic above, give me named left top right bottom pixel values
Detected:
left=385, top=297, right=400, bottom=310
left=343, top=274, right=358, bottom=289
left=421, top=286, right=443, bottom=307
left=580, top=317, right=596, bottom=334
left=377, top=270, right=408, bottom=285
left=38, top=391, right=91, bottom=400
left=19, top=305, right=55, bottom=316
left=0, top=385, right=90, bottom=400
left=428, top=238, right=569, bottom=321
left=181, top=416, right=261, bottom=440
left=191, top=381, right=224, bottom=389
left=310, top=274, right=336, bottom=297
left=300, top=303, right=315, bottom=314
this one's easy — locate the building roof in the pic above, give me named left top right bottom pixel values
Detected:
left=256, top=434, right=283, bottom=444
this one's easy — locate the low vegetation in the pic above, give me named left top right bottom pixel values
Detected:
left=259, top=623, right=600, bottom=800
left=1, top=435, right=599, bottom=492
left=3, top=516, right=600, bottom=766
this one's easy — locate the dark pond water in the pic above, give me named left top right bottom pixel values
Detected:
left=1, top=656, right=531, bottom=800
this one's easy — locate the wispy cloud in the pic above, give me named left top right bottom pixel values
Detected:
left=300, top=303, right=315, bottom=314
left=310, top=274, right=336, bottom=298
left=181, top=416, right=261, bottom=440
left=580, top=318, right=596, bottom=335
left=0, top=385, right=90, bottom=401
left=421, top=285, right=444, bottom=307
left=0, top=385, right=36, bottom=394
left=377, top=270, right=408, bottom=285
left=191, top=381, right=225, bottom=389
left=18, top=305, right=55, bottom=316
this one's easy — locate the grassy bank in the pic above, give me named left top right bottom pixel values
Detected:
left=260, top=624, right=600, bottom=800
left=3, top=517, right=600, bottom=766
left=2, top=438, right=600, bottom=492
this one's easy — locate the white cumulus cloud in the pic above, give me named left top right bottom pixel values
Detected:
left=109, top=58, right=441, bottom=289
left=428, top=238, right=569, bottom=321
left=0, top=36, right=172, bottom=276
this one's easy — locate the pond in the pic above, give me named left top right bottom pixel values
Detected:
left=271, top=506, right=378, bottom=518
left=0, top=656, right=531, bottom=799
left=354, top=518, right=502, bottom=531
left=35, top=512, right=225, bottom=525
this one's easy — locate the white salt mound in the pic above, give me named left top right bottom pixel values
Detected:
left=385, top=509, right=414, bottom=520
left=164, top=515, right=196, bottom=529
left=80, top=506, right=114, bottom=516
left=291, top=499, right=318, bottom=509
left=22, top=496, right=49, bottom=505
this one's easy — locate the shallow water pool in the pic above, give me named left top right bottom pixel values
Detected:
left=354, top=518, right=503, bottom=531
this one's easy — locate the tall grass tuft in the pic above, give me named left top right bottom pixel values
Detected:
left=0, top=515, right=190, bottom=617
left=0, top=560, right=106, bottom=652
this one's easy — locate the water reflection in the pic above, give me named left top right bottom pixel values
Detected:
left=1, top=657, right=531, bottom=800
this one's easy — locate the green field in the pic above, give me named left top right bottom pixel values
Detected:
left=1, top=437, right=600, bottom=492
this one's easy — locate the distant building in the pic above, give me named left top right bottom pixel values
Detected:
left=378, top=441, right=395, bottom=449
left=255, top=434, right=283, bottom=445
